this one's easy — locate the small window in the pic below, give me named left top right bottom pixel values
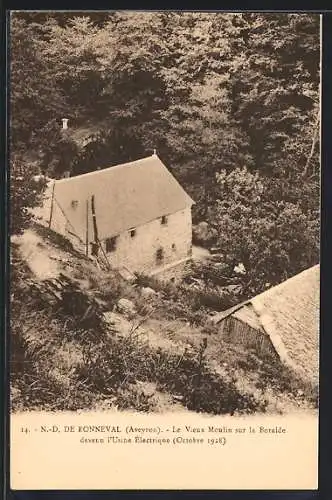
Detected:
left=130, top=229, right=136, bottom=238
left=71, top=200, right=78, bottom=209
left=161, top=215, right=168, bottom=225
left=172, top=243, right=176, bottom=251
left=105, top=236, right=118, bottom=253
left=156, top=248, right=164, bottom=263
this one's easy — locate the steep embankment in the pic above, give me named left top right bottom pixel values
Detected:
left=10, top=224, right=317, bottom=415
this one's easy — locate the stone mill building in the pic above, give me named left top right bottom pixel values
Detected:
left=37, top=153, right=195, bottom=278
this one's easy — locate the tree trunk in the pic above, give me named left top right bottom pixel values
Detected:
left=303, top=109, right=320, bottom=178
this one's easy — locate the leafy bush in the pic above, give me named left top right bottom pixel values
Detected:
left=10, top=155, right=47, bottom=235
left=211, top=168, right=319, bottom=295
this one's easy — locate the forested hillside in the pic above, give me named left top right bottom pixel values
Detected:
left=10, top=11, right=320, bottom=295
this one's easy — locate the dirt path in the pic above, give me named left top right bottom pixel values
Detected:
left=192, top=245, right=211, bottom=261
left=11, top=229, right=64, bottom=280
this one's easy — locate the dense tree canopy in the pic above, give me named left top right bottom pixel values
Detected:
left=10, top=11, right=320, bottom=293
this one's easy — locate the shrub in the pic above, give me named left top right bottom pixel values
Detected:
left=116, top=385, right=156, bottom=412
left=10, top=155, right=47, bottom=235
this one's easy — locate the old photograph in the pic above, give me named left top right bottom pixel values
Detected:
left=9, top=11, right=320, bottom=422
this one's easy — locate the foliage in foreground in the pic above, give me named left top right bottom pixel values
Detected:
left=11, top=249, right=317, bottom=414
left=10, top=270, right=264, bottom=415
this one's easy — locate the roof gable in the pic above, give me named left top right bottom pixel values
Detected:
left=50, top=155, right=194, bottom=241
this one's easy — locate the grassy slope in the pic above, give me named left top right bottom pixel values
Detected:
left=10, top=223, right=318, bottom=415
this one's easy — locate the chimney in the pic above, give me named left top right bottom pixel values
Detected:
left=62, top=118, right=69, bottom=130
left=153, top=148, right=157, bottom=156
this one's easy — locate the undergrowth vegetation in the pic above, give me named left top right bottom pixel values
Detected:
left=10, top=240, right=318, bottom=415
left=134, top=271, right=240, bottom=326
left=11, top=276, right=266, bottom=414
left=10, top=306, right=265, bottom=414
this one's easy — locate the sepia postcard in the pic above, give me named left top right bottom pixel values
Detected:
left=8, top=10, right=320, bottom=490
